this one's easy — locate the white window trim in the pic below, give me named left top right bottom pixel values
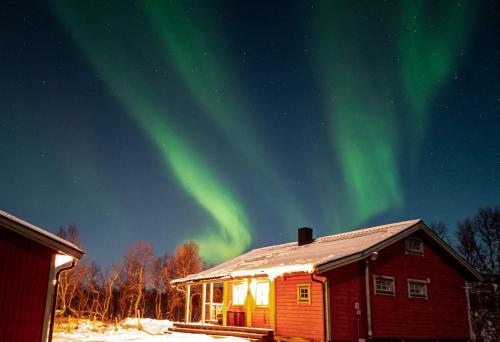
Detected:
left=255, top=280, right=270, bottom=307
left=373, top=275, right=396, bottom=296
left=232, top=282, right=246, bottom=306
left=405, top=237, right=424, bottom=256
left=407, top=279, right=428, bottom=299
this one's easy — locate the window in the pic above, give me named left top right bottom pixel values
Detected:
left=255, top=281, right=270, bottom=306
left=408, top=279, right=428, bottom=299
left=405, top=238, right=424, bottom=255
left=374, top=276, right=395, bottom=296
left=297, top=284, right=311, bottom=304
left=232, top=282, right=246, bottom=305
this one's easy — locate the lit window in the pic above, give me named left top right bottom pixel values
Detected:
left=408, top=279, right=428, bottom=299
left=405, top=238, right=424, bottom=255
left=255, top=281, right=270, bottom=306
left=297, top=284, right=311, bottom=304
left=232, top=283, right=246, bottom=305
left=374, top=276, right=395, bottom=296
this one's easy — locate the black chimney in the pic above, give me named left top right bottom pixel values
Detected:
left=298, top=227, right=313, bottom=246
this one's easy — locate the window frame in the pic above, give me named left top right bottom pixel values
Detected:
left=407, top=279, right=428, bottom=299
left=297, top=283, right=311, bottom=304
left=373, top=275, right=396, bottom=296
left=254, top=280, right=270, bottom=307
left=232, top=282, right=246, bottom=306
left=405, top=237, right=424, bottom=256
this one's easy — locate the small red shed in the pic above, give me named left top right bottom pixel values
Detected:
left=172, top=219, right=481, bottom=342
left=0, top=210, right=84, bottom=342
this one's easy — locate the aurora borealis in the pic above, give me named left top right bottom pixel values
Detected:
left=312, top=1, right=476, bottom=224
left=1, top=1, right=499, bottom=265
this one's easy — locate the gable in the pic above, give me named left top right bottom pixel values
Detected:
left=316, top=222, right=481, bottom=282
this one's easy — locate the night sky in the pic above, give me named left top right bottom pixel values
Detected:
left=1, top=1, right=499, bottom=265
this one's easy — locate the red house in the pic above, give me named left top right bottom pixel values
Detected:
left=171, top=219, right=481, bottom=342
left=0, top=210, right=84, bottom=342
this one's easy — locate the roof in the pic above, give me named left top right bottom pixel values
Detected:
left=172, top=219, right=481, bottom=284
left=0, top=210, right=84, bottom=259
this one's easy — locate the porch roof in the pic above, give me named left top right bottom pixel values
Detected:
left=172, top=219, right=482, bottom=284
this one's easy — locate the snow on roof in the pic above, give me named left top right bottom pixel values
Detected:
left=172, top=219, right=422, bottom=284
left=0, top=210, right=84, bottom=259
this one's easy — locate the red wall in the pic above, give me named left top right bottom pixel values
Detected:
left=324, top=231, right=471, bottom=341
left=368, top=232, right=470, bottom=340
left=324, top=263, right=367, bottom=341
left=0, top=227, right=53, bottom=342
left=251, top=306, right=272, bottom=328
left=275, top=273, right=324, bottom=341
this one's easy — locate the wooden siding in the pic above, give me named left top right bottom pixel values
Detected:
left=324, top=263, right=367, bottom=341
left=275, top=273, right=324, bottom=341
left=369, top=231, right=470, bottom=340
left=224, top=279, right=273, bottom=329
left=251, top=306, right=272, bottom=328
left=323, top=231, right=472, bottom=341
left=0, top=226, right=53, bottom=342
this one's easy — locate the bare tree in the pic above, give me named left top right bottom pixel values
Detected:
left=101, top=265, right=121, bottom=321
left=151, top=254, right=170, bottom=319
left=167, top=241, right=203, bottom=321
left=173, top=241, right=203, bottom=278
left=120, top=240, right=154, bottom=318
left=54, top=226, right=207, bottom=323
left=57, top=260, right=81, bottom=316
left=86, top=262, right=103, bottom=319
left=56, top=225, right=88, bottom=318
left=57, top=224, right=81, bottom=246
left=457, top=206, right=500, bottom=342
left=429, top=221, right=448, bottom=241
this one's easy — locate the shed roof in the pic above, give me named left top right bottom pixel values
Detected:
left=172, top=219, right=481, bottom=284
left=0, top=210, right=84, bottom=259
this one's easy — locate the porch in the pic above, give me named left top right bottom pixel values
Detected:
left=169, top=322, right=274, bottom=342
left=172, top=277, right=275, bottom=334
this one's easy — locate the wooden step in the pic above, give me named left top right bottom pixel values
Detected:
left=169, top=326, right=266, bottom=341
left=173, top=322, right=273, bottom=336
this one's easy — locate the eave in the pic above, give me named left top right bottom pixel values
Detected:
left=0, top=210, right=84, bottom=260
left=315, top=221, right=482, bottom=282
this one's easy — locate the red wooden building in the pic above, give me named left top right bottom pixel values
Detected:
left=171, top=219, right=481, bottom=342
left=0, top=210, right=84, bottom=342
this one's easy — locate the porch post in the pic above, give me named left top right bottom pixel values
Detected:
left=222, top=282, right=229, bottom=326
left=270, top=279, right=276, bottom=331
left=201, top=283, right=207, bottom=324
left=185, top=284, right=191, bottom=323
left=209, top=283, right=214, bottom=321
left=246, top=278, right=252, bottom=327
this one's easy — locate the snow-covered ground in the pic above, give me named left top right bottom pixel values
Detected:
left=53, top=318, right=249, bottom=342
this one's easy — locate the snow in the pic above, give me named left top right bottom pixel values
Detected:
left=53, top=318, right=250, bottom=342
left=231, top=263, right=315, bottom=280
left=172, top=220, right=422, bottom=283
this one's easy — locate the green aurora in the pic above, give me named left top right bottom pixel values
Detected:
left=399, top=1, right=475, bottom=143
left=312, top=0, right=474, bottom=224
left=142, top=1, right=310, bottom=231
left=52, top=1, right=252, bottom=263
left=49, top=0, right=477, bottom=262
